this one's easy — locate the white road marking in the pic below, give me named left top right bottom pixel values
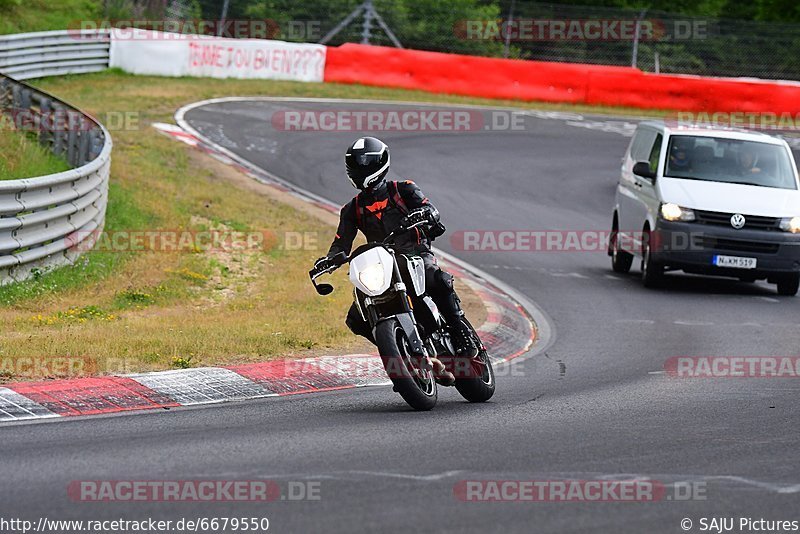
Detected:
left=552, top=472, right=800, bottom=494
left=346, top=470, right=466, bottom=481
left=616, top=319, right=655, bottom=325
left=565, top=120, right=638, bottom=137
left=549, top=272, right=590, bottom=279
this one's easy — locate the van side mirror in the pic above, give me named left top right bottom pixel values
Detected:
left=633, top=161, right=656, bottom=180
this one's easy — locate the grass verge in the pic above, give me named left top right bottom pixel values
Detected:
left=0, top=0, right=99, bottom=36
left=0, top=126, right=71, bottom=180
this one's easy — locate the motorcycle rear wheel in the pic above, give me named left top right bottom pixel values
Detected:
left=453, top=319, right=496, bottom=403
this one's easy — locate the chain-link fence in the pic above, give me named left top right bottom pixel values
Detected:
left=491, top=1, right=800, bottom=80
left=252, top=0, right=800, bottom=81
left=99, top=0, right=800, bottom=81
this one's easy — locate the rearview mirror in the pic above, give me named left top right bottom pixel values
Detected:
left=632, top=161, right=656, bottom=180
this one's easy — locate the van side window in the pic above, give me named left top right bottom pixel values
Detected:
left=648, top=134, right=663, bottom=174
left=630, top=129, right=656, bottom=162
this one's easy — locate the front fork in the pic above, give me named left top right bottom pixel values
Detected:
left=361, top=255, right=429, bottom=359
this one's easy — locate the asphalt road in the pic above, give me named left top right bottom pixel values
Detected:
left=2, top=100, right=798, bottom=534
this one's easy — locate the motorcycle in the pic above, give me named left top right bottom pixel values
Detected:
left=310, top=223, right=495, bottom=411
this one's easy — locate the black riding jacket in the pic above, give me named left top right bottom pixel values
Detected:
left=327, top=180, right=440, bottom=257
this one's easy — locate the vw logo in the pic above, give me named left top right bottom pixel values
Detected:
left=730, top=213, right=746, bottom=229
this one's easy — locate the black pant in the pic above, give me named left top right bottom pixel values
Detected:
left=345, top=252, right=464, bottom=342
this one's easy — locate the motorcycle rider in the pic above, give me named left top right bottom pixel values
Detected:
left=313, top=136, right=478, bottom=362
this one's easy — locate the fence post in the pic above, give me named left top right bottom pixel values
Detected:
left=503, top=0, right=516, bottom=59
left=361, top=0, right=374, bottom=44
left=631, top=8, right=648, bottom=69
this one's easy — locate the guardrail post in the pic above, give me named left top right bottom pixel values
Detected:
left=53, top=103, right=65, bottom=156
left=11, top=83, right=21, bottom=110
left=78, top=117, right=90, bottom=166
left=39, top=97, right=53, bottom=148
left=19, top=86, right=31, bottom=109
left=67, top=112, right=78, bottom=167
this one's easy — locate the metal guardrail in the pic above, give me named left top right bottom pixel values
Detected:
left=0, top=30, right=112, bottom=284
left=0, top=29, right=110, bottom=80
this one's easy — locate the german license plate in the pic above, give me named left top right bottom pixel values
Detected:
left=713, top=255, right=757, bottom=269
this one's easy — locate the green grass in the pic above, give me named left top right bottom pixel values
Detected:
left=0, top=127, right=71, bottom=180
left=0, top=0, right=100, bottom=35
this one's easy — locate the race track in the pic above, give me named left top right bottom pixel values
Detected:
left=2, top=99, right=798, bottom=533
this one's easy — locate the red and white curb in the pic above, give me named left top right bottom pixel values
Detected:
left=0, top=100, right=547, bottom=423
left=0, top=275, right=533, bottom=422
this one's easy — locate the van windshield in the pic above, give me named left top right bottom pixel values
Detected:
left=664, top=135, right=798, bottom=190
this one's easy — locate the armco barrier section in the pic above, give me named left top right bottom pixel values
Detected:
left=0, top=36, right=112, bottom=284
left=0, top=29, right=110, bottom=80
left=324, top=43, right=800, bottom=114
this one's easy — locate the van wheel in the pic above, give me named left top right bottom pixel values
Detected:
left=776, top=274, right=799, bottom=296
left=610, top=222, right=633, bottom=274
left=641, top=229, right=663, bottom=288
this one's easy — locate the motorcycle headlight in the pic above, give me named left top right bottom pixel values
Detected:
left=780, top=216, right=800, bottom=233
left=358, top=263, right=385, bottom=292
left=660, top=203, right=696, bottom=222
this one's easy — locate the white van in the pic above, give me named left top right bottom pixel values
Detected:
left=609, top=121, right=800, bottom=295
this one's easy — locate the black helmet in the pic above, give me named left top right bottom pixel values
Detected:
left=345, top=137, right=390, bottom=190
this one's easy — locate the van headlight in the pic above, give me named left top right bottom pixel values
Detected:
left=358, top=263, right=386, bottom=292
left=660, top=203, right=696, bottom=222
left=780, top=216, right=800, bottom=233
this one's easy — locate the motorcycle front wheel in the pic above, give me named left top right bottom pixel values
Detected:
left=375, top=319, right=438, bottom=411
left=453, top=319, right=496, bottom=403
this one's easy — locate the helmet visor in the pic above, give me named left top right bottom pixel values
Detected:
left=356, top=153, right=383, bottom=167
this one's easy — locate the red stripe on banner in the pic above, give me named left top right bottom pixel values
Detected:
left=324, top=43, right=800, bottom=114
left=8, top=377, right=179, bottom=416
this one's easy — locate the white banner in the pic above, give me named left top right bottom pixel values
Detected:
left=109, top=30, right=326, bottom=82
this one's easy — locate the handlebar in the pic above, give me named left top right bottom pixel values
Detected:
left=309, top=223, right=424, bottom=294
left=309, top=251, right=347, bottom=281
